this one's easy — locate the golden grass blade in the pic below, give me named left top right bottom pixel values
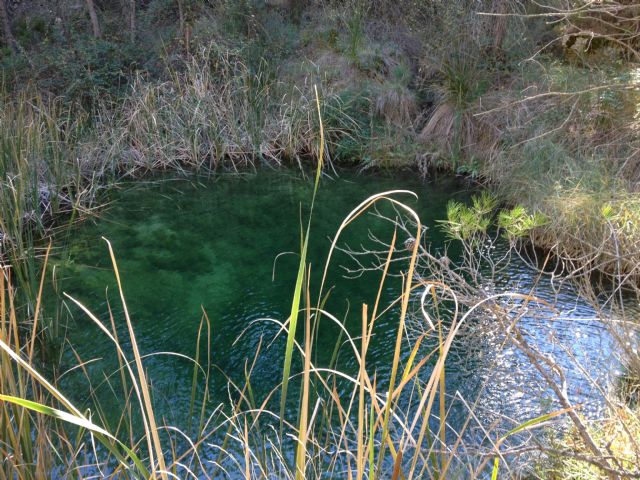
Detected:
left=391, top=450, right=404, bottom=480
left=198, top=307, right=212, bottom=439
left=406, top=292, right=547, bottom=479
left=377, top=271, right=419, bottom=477
left=302, top=191, right=422, bottom=478
left=103, top=237, right=168, bottom=479
left=28, top=240, right=51, bottom=361
left=435, top=290, right=446, bottom=474
left=368, top=377, right=376, bottom=480
left=63, top=291, right=156, bottom=467
left=244, top=417, right=251, bottom=480
left=107, top=294, right=132, bottom=442
left=279, top=85, right=325, bottom=436
left=295, top=267, right=312, bottom=480
left=188, top=312, right=206, bottom=434
left=356, top=303, right=368, bottom=480
left=369, top=228, right=396, bottom=337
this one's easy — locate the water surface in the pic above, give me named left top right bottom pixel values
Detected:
left=53, top=169, right=617, bottom=462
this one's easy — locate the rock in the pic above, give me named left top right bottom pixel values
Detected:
left=404, top=237, right=416, bottom=250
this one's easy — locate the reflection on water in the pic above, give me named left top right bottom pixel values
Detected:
left=52, top=169, right=626, bottom=470
left=444, top=262, right=620, bottom=444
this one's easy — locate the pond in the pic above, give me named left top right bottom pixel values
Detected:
left=51, top=169, right=618, bottom=473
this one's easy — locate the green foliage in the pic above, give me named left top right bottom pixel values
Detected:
left=1, top=38, right=142, bottom=107
left=391, top=63, right=412, bottom=86
left=419, top=47, right=493, bottom=170
left=0, top=46, right=12, bottom=61
left=600, top=198, right=640, bottom=239
left=218, top=0, right=257, bottom=37
left=441, top=192, right=497, bottom=242
left=361, top=129, right=421, bottom=169
left=145, top=0, right=183, bottom=25
left=601, top=202, right=616, bottom=222
left=498, top=205, right=548, bottom=241
left=343, top=7, right=366, bottom=60
left=323, top=88, right=371, bottom=162
left=442, top=194, right=546, bottom=244
left=323, top=28, right=339, bottom=50
left=455, top=160, right=480, bottom=179
left=471, top=191, right=498, bottom=216
left=353, top=48, right=386, bottom=75
left=63, top=40, right=140, bottom=103
left=440, top=52, right=488, bottom=109
left=14, top=16, right=49, bottom=46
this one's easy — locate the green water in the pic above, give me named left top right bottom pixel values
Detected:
left=55, top=170, right=469, bottom=424
left=52, top=169, right=616, bottom=468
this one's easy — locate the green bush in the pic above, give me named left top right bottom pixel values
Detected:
left=14, top=16, right=49, bottom=47
left=32, top=39, right=142, bottom=106
left=323, top=88, right=371, bottom=162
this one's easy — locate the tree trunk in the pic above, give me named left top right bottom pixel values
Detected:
left=85, top=0, right=101, bottom=39
left=177, top=0, right=184, bottom=32
left=129, top=0, right=135, bottom=42
left=491, top=0, right=508, bottom=59
left=0, top=0, right=18, bottom=53
left=177, top=0, right=187, bottom=52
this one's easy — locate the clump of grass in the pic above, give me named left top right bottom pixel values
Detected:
left=374, top=85, right=416, bottom=127
left=0, top=89, right=99, bottom=317
left=418, top=51, right=498, bottom=171
left=0, top=260, right=58, bottom=478
left=373, top=65, right=417, bottom=128
left=541, top=405, right=640, bottom=480
left=0, top=90, right=89, bottom=239
left=3, top=165, right=589, bottom=478
left=494, top=168, right=640, bottom=284
left=469, top=56, right=640, bottom=287
left=1, top=42, right=366, bottom=271
left=89, top=43, right=357, bottom=175
left=0, top=207, right=517, bottom=478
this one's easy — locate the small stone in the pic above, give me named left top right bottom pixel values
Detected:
left=404, top=237, right=416, bottom=251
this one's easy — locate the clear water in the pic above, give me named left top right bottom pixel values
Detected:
left=52, top=170, right=618, bottom=459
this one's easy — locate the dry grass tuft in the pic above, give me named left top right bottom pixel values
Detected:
left=374, top=84, right=417, bottom=127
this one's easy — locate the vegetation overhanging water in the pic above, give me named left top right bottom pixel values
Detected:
left=51, top=171, right=619, bottom=466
